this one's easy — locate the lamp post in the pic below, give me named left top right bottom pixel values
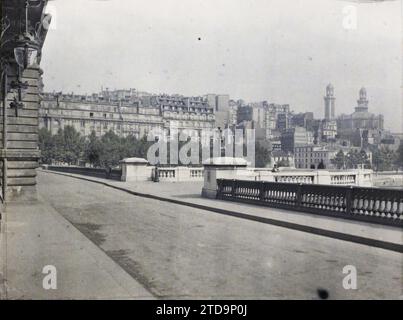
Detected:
left=9, top=0, right=42, bottom=116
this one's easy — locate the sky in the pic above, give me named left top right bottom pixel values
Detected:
left=41, top=0, right=402, bottom=132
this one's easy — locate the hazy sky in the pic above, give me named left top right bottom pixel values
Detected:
left=41, top=0, right=402, bottom=131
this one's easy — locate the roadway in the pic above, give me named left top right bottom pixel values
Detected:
left=35, top=171, right=402, bottom=299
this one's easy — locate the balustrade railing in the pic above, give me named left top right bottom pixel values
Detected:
left=274, top=175, right=314, bottom=184
left=158, top=167, right=204, bottom=181
left=190, top=169, right=204, bottom=178
left=216, top=179, right=403, bottom=227
left=331, top=174, right=356, bottom=185
left=158, top=169, right=176, bottom=179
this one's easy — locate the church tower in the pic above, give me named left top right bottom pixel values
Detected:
left=324, top=84, right=336, bottom=120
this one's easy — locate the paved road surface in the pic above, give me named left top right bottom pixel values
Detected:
left=37, top=171, right=402, bottom=299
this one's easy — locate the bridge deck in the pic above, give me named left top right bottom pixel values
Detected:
left=1, top=171, right=402, bottom=299
left=42, top=169, right=403, bottom=247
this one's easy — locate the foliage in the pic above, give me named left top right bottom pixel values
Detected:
left=38, top=127, right=55, bottom=164
left=331, top=149, right=373, bottom=170
left=317, top=160, right=325, bottom=169
left=39, top=127, right=153, bottom=168
left=39, top=126, right=84, bottom=165
left=277, top=159, right=290, bottom=167
left=84, top=131, right=102, bottom=167
left=345, top=149, right=371, bottom=169
left=372, top=146, right=397, bottom=172
left=331, top=150, right=345, bottom=169
left=396, top=142, right=403, bottom=169
left=255, top=142, right=271, bottom=168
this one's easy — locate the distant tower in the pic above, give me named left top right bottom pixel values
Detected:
left=324, top=84, right=336, bottom=120
left=355, top=87, right=369, bottom=112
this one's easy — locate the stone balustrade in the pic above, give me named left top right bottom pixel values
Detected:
left=158, top=167, right=204, bottom=182
left=216, top=178, right=403, bottom=227
left=202, top=157, right=374, bottom=199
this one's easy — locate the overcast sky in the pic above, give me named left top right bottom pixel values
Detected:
left=41, top=0, right=402, bottom=132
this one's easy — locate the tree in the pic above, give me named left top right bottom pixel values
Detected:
left=62, top=125, right=85, bottom=165
left=359, top=149, right=371, bottom=169
left=395, top=142, right=403, bottom=169
left=373, top=146, right=397, bottom=172
left=40, top=127, right=158, bottom=168
left=277, top=159, right=291, bottom=167
left=331, top=150, right=345, bottom=169
left=40, top=126, right=85, bottom=165
left=99, top=130, right=120, bottom=167
left=345, top=149, right=371, bottom=169
left=52, top=128, right=65, bottom=164
left=317, top=160, right=326, bottom=169
left=38, top=128, right=55, bottom=164
left=255, top=142, right=271, bottom=168
left=134, top=135, right=153, bottom=161
left=84, top=131, right=102, bottom=167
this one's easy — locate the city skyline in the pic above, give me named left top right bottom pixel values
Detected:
left=42, top=83, right=386, bottom=120
left=41, top=0, right=401, bottom=132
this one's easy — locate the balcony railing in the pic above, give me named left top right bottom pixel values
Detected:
left=216, top=179, right=403, bottom=227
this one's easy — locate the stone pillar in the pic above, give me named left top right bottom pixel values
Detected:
left=120, top=158, right=152, bottom=182
left=315, top=170, right=332, bottom=185
left=201, top=157, right=248, bottom=199
left=1, top=0, right=51, bottom=203
left=1, top=66, right=41, bottom=201
left=177, top=167, right=190, bottom=182
left=356, top=169, right=373, bottom=187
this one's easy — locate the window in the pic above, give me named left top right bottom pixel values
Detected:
left=90, top=112, right=94, bottom=117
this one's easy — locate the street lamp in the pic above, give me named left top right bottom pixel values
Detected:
left=7, top=0, right=44, bottom=116
left=14, top=42, right=39, bottom=69
left=14, top=0, right=42, bottom=69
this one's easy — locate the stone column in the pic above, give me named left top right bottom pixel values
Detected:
left=201, top=157, right=248, bottom=199
left=315, top=170, right=332, bottom=185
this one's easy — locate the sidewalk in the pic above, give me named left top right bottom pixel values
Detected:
left=40, top=170, right=402, bottom=251
left=0, top=195, right=153, bottom=299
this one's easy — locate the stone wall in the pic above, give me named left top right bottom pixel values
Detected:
left=1, top=67, right=41, bottom=201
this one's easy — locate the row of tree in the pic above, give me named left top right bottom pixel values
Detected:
left=331, top=146, right=403, bottom=171
left=39, top=126, right=403, bottom=171
left=39, top=126, right=152, bottom=168
left=39, top=126, right=273, bottom=168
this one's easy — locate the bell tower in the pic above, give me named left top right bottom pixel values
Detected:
left=324, top=84, right=336, bottom=120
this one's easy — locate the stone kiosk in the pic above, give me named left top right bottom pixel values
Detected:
left=202, top=157, right=249, bottom=199
left=120, top=157, right=152, bottom=182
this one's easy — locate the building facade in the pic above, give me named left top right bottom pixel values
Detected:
left=281, top=127, right=314, bottom=153
left=40, top=91, right=215, bottom=138
left=237, top=102, right=291, bottom=139
left=294, top=145, right=338, bottom=169
left=337, top=87, right=384, bottom=145
left=205, top=94, right=230, bottom=129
